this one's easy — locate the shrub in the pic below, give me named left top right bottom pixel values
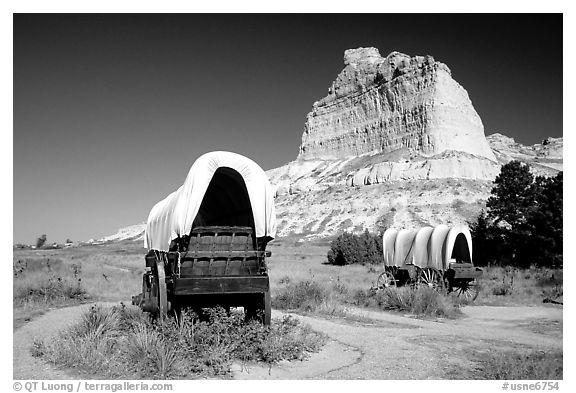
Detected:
left=327, top=230, right=383, bottom=265
left=34, top=304, right=326, bottom=379
left=272, top=280, right=329, bottom=311
left=474, top=350, right=562, bottom=379
left=352, top=286, right=462, bottom=318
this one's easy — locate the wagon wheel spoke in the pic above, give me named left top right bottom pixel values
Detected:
left=377, top=271, right=396, bottom=289
left=454, top=281, right=479, bottom=301
left=417, top=268, right=444, bottom=291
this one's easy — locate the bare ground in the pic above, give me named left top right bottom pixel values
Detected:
left=13, top=302, right=562, bottom=380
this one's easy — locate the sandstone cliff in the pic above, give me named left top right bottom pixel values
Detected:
left=265, top=48, right=562, bottom=240
left=95, top=48, right=562, bottom=244
left=299, top=48, right=496, bottom=162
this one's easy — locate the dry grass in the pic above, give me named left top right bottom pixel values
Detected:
left=13, top=257, right=88, bottom=309
left=32, top=304, right=326, bottom=379
left=14, top=238, right=562, bottom=324
left=360, top=286, right=462, bottom=318
left=475, top=266, right=563, bottom=306
left=273, top=277, right=462, bottom=319
left=14, top=242, right=144, bottom=305
left=472, top=349, right=563, bottom=379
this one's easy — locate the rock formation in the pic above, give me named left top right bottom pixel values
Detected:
left=299, top=48, right=496, bottom=162
left=263, top=47, right=562, bottom=240
left=97, top=222, right=145, bottom=243
left=487, top=133, right=563, bottom=176
left=96, top=48, right=562, bottom=243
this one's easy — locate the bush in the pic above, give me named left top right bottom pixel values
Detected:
left=352, top=286, right=462, bottom=318
left=34, top=304, right=326, bottom=379
left=474, top=350, right=562, bottom=379
left=327, top=230, right=383, bottom=265
left=272, top=280, right=329, bottom=311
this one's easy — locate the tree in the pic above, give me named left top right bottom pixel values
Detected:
left=473, top=161, right=563, bottom=267
left=36, top=234, right=47, bottom=248
left=483, top=161, right=535, bottom=265
left=523, top=172, right=563, bottom=267
left=486, top=160, right=535, bottom=228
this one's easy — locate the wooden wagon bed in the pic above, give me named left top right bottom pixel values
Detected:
left=141, top=225, right=271, bottom=324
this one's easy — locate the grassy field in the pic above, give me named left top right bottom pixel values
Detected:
left=13, top=236, right=563, bottom=324
left=13, top=240, right=144, bottom=329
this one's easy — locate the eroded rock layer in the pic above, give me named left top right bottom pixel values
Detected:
left=298, top=48, right=496, bottom=162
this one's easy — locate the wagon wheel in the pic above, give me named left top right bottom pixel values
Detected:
left=377, top=271, right=397, bottom=289
left=452, top=280, right=479, bottom=301
left=417, top=267, right=445, bottom=291
left=152, top=260, right=168, bottom=322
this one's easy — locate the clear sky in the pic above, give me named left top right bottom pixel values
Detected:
left=13, top=14, right=563, bottom=244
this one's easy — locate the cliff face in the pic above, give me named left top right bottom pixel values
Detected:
left=96, top=48, right=562, bottom=244
left=298, top=48, right=496, bottom=162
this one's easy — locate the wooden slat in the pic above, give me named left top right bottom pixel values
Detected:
left=173, top=276, right=269, bottom=295
left=179, top=259, right=260, bottom=277
left=182, top=250, right=265, bottom=258
left=191, top=226, right=253, bottom=234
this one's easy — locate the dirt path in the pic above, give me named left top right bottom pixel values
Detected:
left=14, top=303, right=562, bottom=380
left=234, top=305, right=562, bottom=379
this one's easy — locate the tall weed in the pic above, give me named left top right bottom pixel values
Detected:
left=13, top=257, right=87, bottom=308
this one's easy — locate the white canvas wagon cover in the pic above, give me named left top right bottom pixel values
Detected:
left=145, top=151, right=277, bottom=252
left=382, top=225, right=473, bottom=269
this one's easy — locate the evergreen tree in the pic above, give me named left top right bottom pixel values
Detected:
left=486, top=160, right=534, bottom=228
left=473, top=160, right=563, bottom=267
left=524, top=172, right=563, bottom=266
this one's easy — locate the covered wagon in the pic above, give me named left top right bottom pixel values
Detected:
left=137, top=151, right=276, bottom=324
left=378, top=225, right=483, bottom=300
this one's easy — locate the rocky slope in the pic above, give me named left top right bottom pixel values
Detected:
left=487, top=133, right=563, bottom=176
